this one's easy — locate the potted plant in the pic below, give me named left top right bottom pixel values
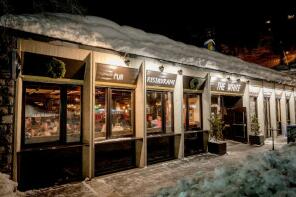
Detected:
left=249, top=115, right=264, bottom=145
left=208, top=113, right=226, bottom=155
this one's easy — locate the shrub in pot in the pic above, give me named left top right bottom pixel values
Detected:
left=208, top=113, right=226, bottom=155
left=249, top=115, right=264, bottom=145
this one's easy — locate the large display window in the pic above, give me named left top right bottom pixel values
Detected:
left=22, top=83, right=82, bottom=146
left=146, top=91, right=174, bottom=134
left=95, top=87, right=134, bottom=140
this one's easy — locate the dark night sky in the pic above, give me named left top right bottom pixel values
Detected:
left=4, top=0, right=296, bottom=65
left=82, top=1, right=296, bottom=48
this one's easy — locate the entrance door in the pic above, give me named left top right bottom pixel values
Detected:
left=264, top=97, right=272, bottom=137
left=223, top=107, right=247, bottom=142
left=231, top=107, right=247, bottom=142
left=220, top=96, right=247, bottom=143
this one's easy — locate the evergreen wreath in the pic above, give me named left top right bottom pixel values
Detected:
left=190, top=78, right=200, bottom=90
left=45, top=58, right=66, bottom=78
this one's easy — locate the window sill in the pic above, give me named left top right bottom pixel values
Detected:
left=20, top=143, right=83, bottom=152
left=184, top=130, right=209, bottom=134
left=94, top=137, right=142, bottom=144
left=147, top=133, right=180, bottom=139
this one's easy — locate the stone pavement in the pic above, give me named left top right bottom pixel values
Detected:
left=24, top=136, right=287, bottom=197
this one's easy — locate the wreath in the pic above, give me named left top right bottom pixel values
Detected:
left=190, top=78, right=200, bottom=90
left=45, top=58, right=66, bottom=78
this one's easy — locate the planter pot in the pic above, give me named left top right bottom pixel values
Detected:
left=249, top=135, right=264, bottom=146
left=208, top=141, right=227, bottom=155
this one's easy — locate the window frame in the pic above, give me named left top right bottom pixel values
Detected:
left=183, top=92, right=203, bottom=131
left=95, top=87, right=135, bottom=140
left=146, top=90, right=174, bottom=135
left=21, top=82, right=83, bottom=149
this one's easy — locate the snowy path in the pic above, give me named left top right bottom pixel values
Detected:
left=24, top=137, right=287, bottom=197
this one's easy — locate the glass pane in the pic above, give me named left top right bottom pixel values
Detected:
left=188, top=94, right=201, bottom=130
left=67, top=86, right=81, bottom=143
left=146, top=91, right=162, bottom=134
left=211, top=95, right=219, bottom=114
left=95, top=88, right=107, bottom=140
left=183, top=96, right=187, bottom=129
left=287, top=99, right=290, bottom=124
left=249, top=96, right=257, bottom=118
left=111, top=90, right=133, bottom=137
left=165, top=92, right=173, bottom=133
left=276, top=99, right=280, bottom=121
left=24, top=86, right=60, bottom=144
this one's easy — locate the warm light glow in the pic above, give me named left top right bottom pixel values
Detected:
left=288, top=15, right=295, bottom=20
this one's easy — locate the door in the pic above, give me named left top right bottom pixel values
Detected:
left=231, top=107, right=247, bottom=142
left=222, top=107, right=247, bottom=143
left=264, top=97, right=272, bottom=137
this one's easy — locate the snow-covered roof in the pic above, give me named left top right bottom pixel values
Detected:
left=0, top=13, right=295, bottom=85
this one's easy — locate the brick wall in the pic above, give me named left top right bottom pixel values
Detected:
left=0, top=67, right=15, bottom=175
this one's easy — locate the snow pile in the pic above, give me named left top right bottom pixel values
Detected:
left=156, top=143, right=296, bottom=197
left=0, top=173, right=18, bottom=197
left=0, top=13, right=295, bottom=84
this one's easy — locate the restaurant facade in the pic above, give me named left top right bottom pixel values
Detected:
left=1, top=14, right=296, bottom=191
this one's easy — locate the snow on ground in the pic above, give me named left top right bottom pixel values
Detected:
left=0, top=13, right=295, bottom=84
left=0, top=173, right=19, bottom=197
left=156, top=142, right=296, bottom=197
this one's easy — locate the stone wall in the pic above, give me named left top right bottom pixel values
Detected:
left=0, top=68, right=15, bottom=175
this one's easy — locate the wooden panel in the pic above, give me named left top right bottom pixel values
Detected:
left=21, top=39, right=90, bottom=60
left=18, top=146, right=82, bottom=191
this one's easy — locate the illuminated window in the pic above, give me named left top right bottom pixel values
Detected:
left=183, top=93, right=202, bottom=130
left=95, top=88, right=107, bottom=140
left=146, top=91, right=173, bottom=134
left=23, top=83, right=82, bottom=145
left=66, top=86, right=82, bottom=143
left=95, top=88, right=134, bottom=140
left=111, top=90, right=133, bottom=138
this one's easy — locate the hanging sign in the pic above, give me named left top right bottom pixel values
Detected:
left=286, top=91, right=293, bottom=99
left=263, top=88, right=273, bottom=97
left=275, top=89, right=283, bottom=99
left=249, top=85, right=261, bottom=97
left=146, top=70, right=177, bottom=88
left=183, top=76, right=206, bottom=90
left=285, top=86, right=294, bottom=99
left=211, top=79, right=246, bottom=94
left=96, top=63, right=139, bottom=84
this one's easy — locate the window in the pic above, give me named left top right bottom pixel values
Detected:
left=66, top=86, right=82, bottom=142
left=23, top=83, right=82, bottom=145
left=146, top=91, right=173, bottom=134
left=111, top=90, right=133, bottom=137
left=286, top=99, right=291, bottom=125
left=211, top=95, right=219, bottom=115
left=249, top=96, right=258, bottom=118
left=95, top=88, right=107, bottom=139
left=95, top=88, right=134, bottom=140
left=183, top=93, right=202, bottom=131
left=276, top=98, right=281, bottom=123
